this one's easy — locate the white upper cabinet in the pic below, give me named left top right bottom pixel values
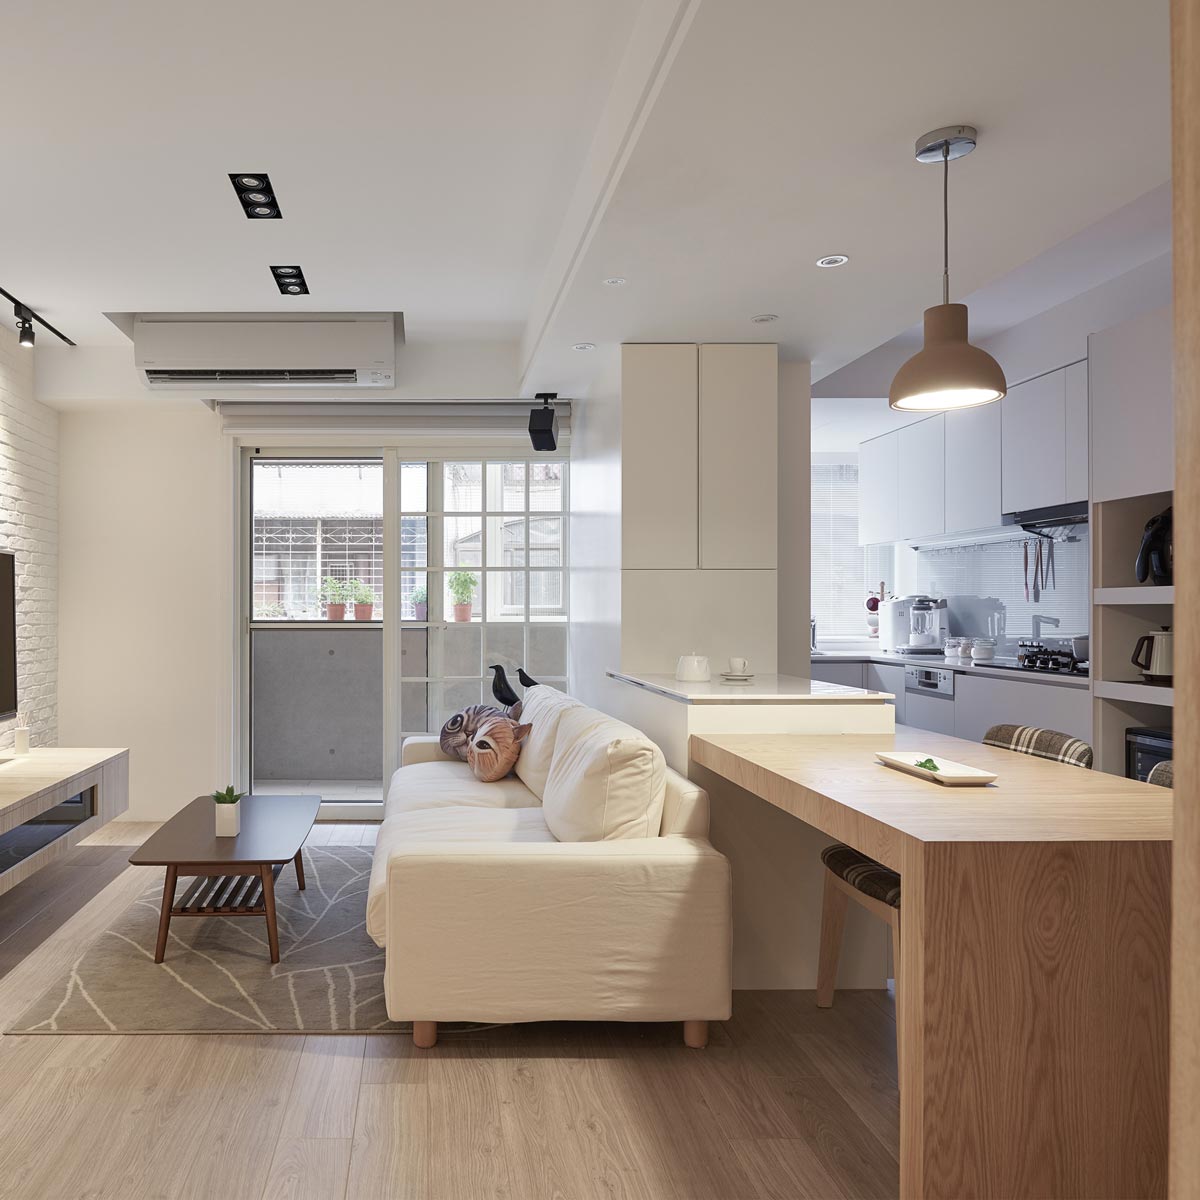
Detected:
left=1001, top=368, right=1069, bottom=513
left=945, top=402, right=1002, bottom=533
left=621, top=344, right=699, bottom=570
left=897, top=416, right=945, bottom=539
left=1088, top=305, right=1173, bottom=502
left=699, top=344, right=778, bottom=569
left=1063, top=360, right=1088, bottom=504
left=858, top=430, right=900, bottom=545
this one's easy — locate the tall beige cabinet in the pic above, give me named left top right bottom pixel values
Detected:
left=619, top=342, right=779, bottom=674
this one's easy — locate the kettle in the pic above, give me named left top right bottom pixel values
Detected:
left=1131, top=628, right=1173, bottom=683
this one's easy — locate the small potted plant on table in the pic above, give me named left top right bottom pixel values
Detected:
left=411, top=584, right=428, bottom=621
left=447, top=571, right=478, bottom=622
left=212, top=785, right=245, bottom=837
left=321, top=577, right=348, bottom=621
left=350, top=579, right=376, bottom=621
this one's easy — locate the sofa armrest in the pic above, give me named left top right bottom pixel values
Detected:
left=384, top=838, right=732, bottom=1024
left=401, top=735, right=457, bottom=766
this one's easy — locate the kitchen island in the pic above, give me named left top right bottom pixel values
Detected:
left=690, top=729, right=1169, bottom=1200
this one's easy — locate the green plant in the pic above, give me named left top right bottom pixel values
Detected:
left=349, top=579, right=376, bottom=605
left=320, top=577, right=349, bottom=605
left=411, top=585, right=427, bottom=605
left=914, top=758, right=940, bottom=773
left=211, top=785, right=245, bottom=805
left=447, top=571, right=479, bottom=606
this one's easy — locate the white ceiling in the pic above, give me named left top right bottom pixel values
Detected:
left=0, top=0, right=642, bottom=346
left=2, top=0, right=1172, bottom=409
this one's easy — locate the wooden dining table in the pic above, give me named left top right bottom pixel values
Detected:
left=689, top=728, right=1171, bottom=1200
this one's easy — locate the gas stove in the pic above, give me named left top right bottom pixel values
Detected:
left=974, top=642, right=1089, bottom=678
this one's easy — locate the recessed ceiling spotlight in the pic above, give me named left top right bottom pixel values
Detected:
left=229, top=173, right=282, bottom=218
left=572, top=342, right=596, bottom=351
left=751, top=313, right=779, bottom=324
left=816, top=254, right=850, bottom=268
left=270, top=265, right=309, bottom=295
left=602, top=277, right=627, bottom=286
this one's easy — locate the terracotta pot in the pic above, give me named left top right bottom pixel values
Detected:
left=414, top=602, right=428, bottom=621
left=354, top=603, right=374, bottom=621
left=452, top=602, right=473, bottom=622
left=326, top=603, right=346, bottom=621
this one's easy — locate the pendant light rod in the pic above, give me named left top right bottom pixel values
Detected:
left=942, top=142, right=950, bottom=306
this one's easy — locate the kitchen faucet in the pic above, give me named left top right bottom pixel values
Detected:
left=1032, top=614, right=1060, bottom=642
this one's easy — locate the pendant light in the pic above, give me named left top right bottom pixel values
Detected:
left=889, top=125, right=1006, bottom=412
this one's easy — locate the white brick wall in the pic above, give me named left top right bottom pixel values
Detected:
left=0, top=324, right=58, bottom=747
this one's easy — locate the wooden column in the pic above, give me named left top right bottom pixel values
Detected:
left=900, top=840, right=1170, bottom=1198
left=1172, top=1, right=1200, bottom=1195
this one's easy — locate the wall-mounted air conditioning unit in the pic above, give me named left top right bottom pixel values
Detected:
left=133, top=312, right=397, bottom=389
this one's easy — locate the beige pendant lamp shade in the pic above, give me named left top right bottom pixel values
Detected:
left=889, top=125, right=1007, bottom=412
left=889, top=302, right=1006, bottom=411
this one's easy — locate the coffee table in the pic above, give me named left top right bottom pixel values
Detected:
left=130, top=794, right=320, bottom=964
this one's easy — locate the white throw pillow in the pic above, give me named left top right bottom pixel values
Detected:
left=541, top=705, right=666, bottom=841
left=514, top=685, right=582, bottom=799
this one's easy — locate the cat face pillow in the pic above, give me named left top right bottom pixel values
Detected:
left=440, top=704, right=508, bottom=761
left=466, top=714, right=532, bottom=782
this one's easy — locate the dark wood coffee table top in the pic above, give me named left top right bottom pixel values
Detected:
left=129, top=794, right=321, bottom=866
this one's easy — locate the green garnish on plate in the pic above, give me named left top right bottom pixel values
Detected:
left=914, top=757, right=940, bottom=773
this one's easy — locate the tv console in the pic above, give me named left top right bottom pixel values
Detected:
left=0, top=748, right=129, bottom=897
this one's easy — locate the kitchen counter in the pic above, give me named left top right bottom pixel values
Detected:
left=606, top=670, right=894, bottom=703
left=812, top=648, right=1090, bottom=689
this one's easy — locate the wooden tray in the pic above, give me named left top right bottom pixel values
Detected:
left=876, top=751, right=997, bottom=787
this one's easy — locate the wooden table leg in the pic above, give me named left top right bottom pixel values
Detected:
left=261, top=864, right=280, bottom=963
left=154, top=865, right=178, bottom=963
left=294, top=849, right=306, bottom=891
left=899, top=840, right=1170, bottom=1199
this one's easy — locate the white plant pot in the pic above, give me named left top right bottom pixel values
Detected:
left=13, top=727, right=30, bottom=755
left=214, top=801, right=242, bottom=838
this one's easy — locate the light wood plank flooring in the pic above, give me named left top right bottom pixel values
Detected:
left=0, top=821, right=900, bottom=1199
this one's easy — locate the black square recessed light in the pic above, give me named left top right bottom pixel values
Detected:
left=271, top=265, right=308, bottom=295
left=229, top=173, right=282, bottom=218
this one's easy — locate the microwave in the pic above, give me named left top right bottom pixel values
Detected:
left=1125, top=727, right=1173, bottom=782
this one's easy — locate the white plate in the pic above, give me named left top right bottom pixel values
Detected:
left=720, top=672, right=755, bottom=681
left=875, top=751, right=997, bottom=787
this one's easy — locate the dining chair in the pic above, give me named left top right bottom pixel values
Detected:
left=816, top=725, right=1095, bottom=1024
left=1147, top=760, right=1173, bottom=787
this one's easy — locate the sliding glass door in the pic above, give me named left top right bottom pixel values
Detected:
left=242, top=451, right=568, bottom=815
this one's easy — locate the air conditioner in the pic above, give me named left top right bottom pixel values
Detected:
left=133, top=312, right=397, bottom=389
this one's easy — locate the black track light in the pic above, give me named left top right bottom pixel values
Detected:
left=15, top=306, right=34, bottom=349
left=529, top=393, right=559, bottom=452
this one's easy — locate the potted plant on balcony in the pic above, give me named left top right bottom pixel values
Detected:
left=447, top=571, right=478, bottom=622
left=321, top=577, right=348, bottom=621
left=350, top=579, right=376, bottom=621
left=212, top=784, right=245, bottom=837
left=411, top=584, right=428, bottom=622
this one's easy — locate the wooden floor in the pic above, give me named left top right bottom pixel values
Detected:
left=0, top=822, right=900, bottom=1200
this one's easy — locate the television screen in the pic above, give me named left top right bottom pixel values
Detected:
left=0, top=554, right=15, bottom=718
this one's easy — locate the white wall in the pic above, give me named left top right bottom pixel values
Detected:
left=568, top=348, right=624, bottom=712
left=0, top=326, right=58, bottom=748
left=58, top=407, right=232, bottom=818
left=777, top=361, right=811, bottom=675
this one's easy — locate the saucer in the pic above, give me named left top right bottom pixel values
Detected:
left=720, top=671, right=755, bottom=682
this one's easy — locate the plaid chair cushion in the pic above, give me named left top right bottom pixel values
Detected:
left=982, top=724, right=1093, bottom=769
left=1147, top=761, right=1173, bottom=788
left=820, top=843, right=901, bottom=908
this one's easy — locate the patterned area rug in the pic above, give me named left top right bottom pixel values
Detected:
left=10, top=846, right=455, bottom=1035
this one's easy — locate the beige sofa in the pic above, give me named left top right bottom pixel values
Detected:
left=366, top=685, right=732, bottom=1048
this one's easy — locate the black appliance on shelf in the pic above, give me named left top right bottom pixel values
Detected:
left=1126, top=727, right=1173, bottom=782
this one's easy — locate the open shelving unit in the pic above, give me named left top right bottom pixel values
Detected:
left=1091, top=490, right=1173, bottom=775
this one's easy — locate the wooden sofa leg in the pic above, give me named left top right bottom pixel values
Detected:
left=683, top=1020, right=708, bottom=1049
left=413, top=1021, right=438, bottom=1049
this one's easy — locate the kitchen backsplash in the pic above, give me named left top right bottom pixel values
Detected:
left=897, top=530, right=1090, bottom=646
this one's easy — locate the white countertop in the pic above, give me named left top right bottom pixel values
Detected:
left=812, top=648, right=1090, bottom=689
left=607, top=671, right=894, bottom=705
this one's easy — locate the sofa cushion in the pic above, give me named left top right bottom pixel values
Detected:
left=366, top=805, right=556, bottom=946
left=514, top=685, right=582, bottom=799
left=541, top=705, right=666, bottom=842
left=384, top=759, right=537, bottom=819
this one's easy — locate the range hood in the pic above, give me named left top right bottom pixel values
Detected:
left=1002, top=500, right=1089, bottom=532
